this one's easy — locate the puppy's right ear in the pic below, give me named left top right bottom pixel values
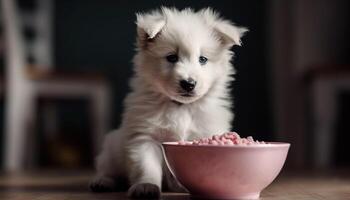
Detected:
left=136, top=11, right=165, bottom=48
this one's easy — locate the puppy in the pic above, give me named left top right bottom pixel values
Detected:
left=90, top=7, right=247, bottom=199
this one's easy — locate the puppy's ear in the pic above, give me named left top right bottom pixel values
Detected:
left=136, top=11, right=165, bottom=48
left=214, top=21, right=248, bottom=47
left=199, top=8, right=248, bottom=47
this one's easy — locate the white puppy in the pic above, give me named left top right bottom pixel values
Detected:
left=90, top=7, right=247, bottom=199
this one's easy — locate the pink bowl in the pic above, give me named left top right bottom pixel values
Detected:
left=162, top=142, right=290, bottom=199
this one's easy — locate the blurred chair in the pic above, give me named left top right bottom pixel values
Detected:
left=308, top=65, right=350, bottom=168
left=2, top=0, right=111, bottom=171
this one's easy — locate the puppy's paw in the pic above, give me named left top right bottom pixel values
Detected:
left=89, top=176, right=116, bottom=192
left=128, top=183, right=161, bottom=199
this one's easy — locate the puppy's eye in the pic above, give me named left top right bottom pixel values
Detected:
left=166, top=54, right=178, bottom=63
left=199, top=56, right=208, bottom=65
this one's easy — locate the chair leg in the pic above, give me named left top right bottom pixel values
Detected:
left=4, top=88, right=36, bottom=171
left=312, top=79, right=337, bottom=168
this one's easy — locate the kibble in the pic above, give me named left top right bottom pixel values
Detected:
left=178, top=132, right=266, bottom=145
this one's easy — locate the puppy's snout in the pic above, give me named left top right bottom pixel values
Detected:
left=179, top=78, right=197, bottom=92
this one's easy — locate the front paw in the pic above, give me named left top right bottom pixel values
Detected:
left=128, top=183, right=161, bottom=199
left=89, top=176, right=116, bottom=192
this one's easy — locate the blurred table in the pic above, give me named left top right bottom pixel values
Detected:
left=0, top=170, right=349, bottom=200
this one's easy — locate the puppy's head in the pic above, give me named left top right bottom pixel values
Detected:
left=133, top=7, right=247, bottom=104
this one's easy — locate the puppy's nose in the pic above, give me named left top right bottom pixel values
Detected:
left=180, top=78, right=197, bottom=92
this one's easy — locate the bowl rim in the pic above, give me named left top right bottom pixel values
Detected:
left=162, top=141, right=290, bottom=148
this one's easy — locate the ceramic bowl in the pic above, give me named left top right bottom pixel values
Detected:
left=162, top=142, right=290, bottom=199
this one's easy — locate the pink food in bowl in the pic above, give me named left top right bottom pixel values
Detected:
left=177, top=132, right=266, bottom=145
left=162, top=132, right=290, bottom=200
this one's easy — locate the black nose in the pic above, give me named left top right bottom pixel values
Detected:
left=180, top=78, right=197, bottom=92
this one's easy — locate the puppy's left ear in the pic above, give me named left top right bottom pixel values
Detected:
left=199, top=8, right=248, bottom=47
left=214, top=21, right=248, bottom=47
left=136, top=11, right=165, bottom=48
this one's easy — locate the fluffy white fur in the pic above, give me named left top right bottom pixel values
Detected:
left=90, top=7, right=247, bottom=198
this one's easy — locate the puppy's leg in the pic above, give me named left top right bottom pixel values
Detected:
left=90, top=131, right=125, bottom=192
left=127, top=138, right=163, bottom=199
left=90, top=151, right=117, bottom=192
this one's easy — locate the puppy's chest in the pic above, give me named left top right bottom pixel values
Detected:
left=152, top=107, right=199, bottom=142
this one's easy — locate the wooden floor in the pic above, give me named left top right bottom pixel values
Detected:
left=0, top=169, right=349, bottom=200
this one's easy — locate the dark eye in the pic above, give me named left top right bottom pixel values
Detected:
left=166, top=54, right=178, bottom=63
left=199, top=56, right=208, bottom=65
